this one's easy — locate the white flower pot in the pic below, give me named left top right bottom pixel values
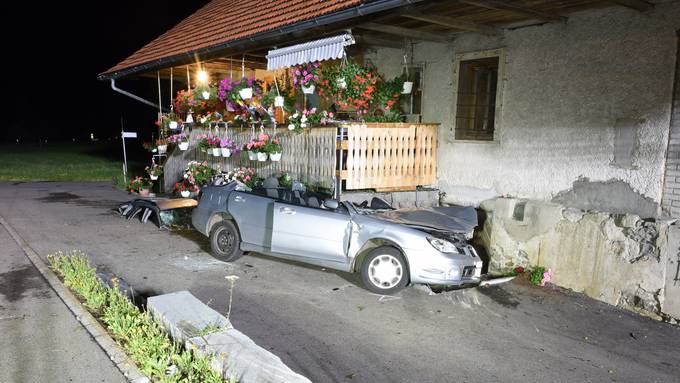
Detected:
left=212, top=148, right=221, bottom=156
left=221, top=148, right=232, bottom=157
left=168, top=121, right=178, bottom=130
left=301, top=84, right=315, bottom=94
left=270, top=152, right=282, bottom=162
left=202, top=91, right=210, bottom=100
left=336, top=77, right=347, bottom=89
left=256, top=152, right=268, bottom=161
left=179, top=142, right=189, bottom=151
left=150, top=174, right=158, bottom=181
left=248, top=151, right=257, bottom=161
left=180, top=190, right=190, bottom=198
left=157, top=145, right=167, bottom=154
left=239, top=87, right=253, bottom=100
left=186, top=113, right=194, bottom=123
left=402, top=81, right=413, bottom=94
left=274, top=96, right=285, bottom=107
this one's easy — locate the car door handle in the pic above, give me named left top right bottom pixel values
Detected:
left=279, top=207, right=296, bottom=215
left=234, top=196, right=245, bottom=202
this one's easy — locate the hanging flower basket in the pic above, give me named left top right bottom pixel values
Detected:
left=274, top=96, right=285, bottom=107
left=157, top=144, right=167, bottom=154
left=221, top=148, right=232, bottom=157
left=248, top=151, right=257, bottom=161
left=270, top=152, right=282, bottom=162
left=178, top=142, right=189, bottom=151
left=212, top=148, right=220, bottom=156
left=180, top=190, right=190, bottom=198
left=150, top=175, right=158, bottom=181
left=301, top=84, right=315, bottom=94
left=256, top=152, right=268, bottom=161
left=402, top=81, right=413, bottom=94
left=336, top=77, right=347, bottom=89
left=239, top=87, right=253, bottom=100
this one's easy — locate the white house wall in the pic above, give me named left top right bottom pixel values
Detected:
left=365, top=3, right=680, bottom=215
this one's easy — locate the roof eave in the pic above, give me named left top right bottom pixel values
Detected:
left=98, top=0, right=423, bottom=81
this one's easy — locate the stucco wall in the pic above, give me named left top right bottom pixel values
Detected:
left=365, top=3, right=680, bottom=211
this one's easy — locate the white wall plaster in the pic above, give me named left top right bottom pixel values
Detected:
left=365, top=4, right=680, bottom=206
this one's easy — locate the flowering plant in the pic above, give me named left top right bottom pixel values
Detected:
left=198, top=111, right=223, bottom=127
left=218, top=76, right=263, bottom=112
left=225, top=167, right=258, bottom=188
left=290, top=62, right=321, bottom=87
left=155, top=137, right=168, bottom=147
left=127, top=176, right=152, bottom=193
left=145, top=164, right=163, bottom=177
left=142, top=141, right=156, bottom=153
left=173, top=179, right=199, bottom=194
left=207, top=135, right=221, bottom=149
left=263, top=135, right=281, bottom=154
left=168, top=133, right=189, bottom=144
left=174, top=90, right=197, bottom=114
left=219, top=138, right=236, bottom=150
left=528, top=266, right=553, bottom=286
left=287, top=108, right=332, bottom=133
left=182, top=161, right=214, bottom=187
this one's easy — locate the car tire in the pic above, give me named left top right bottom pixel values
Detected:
left=209, top=221, right=243, bottom=262
left=361, top=246, right=409, bottom=295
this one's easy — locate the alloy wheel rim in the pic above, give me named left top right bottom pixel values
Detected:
left=369, top=254, right=403, bottom=289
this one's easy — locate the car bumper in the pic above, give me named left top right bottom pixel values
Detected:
left=405, top=244, right=483, bottom=285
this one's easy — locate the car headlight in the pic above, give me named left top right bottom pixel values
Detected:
left=427, top=237, right=459, bottom=254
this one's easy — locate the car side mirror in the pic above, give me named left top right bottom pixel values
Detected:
left=323, top=199, right=339, bottom=210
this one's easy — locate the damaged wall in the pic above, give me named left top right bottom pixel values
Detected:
left=365, top=3, right=680, bottom=213
left=478, top=197, right=679, bottom=321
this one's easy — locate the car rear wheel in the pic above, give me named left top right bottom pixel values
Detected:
left=361, top=246, right=409, bottom=295
left=209, top=221, right=243, bottom=262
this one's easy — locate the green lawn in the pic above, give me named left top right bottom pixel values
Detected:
left=0, top=143, right=144, bottom=187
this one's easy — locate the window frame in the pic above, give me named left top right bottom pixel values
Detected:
left=449, top=48, right=505, bottom=144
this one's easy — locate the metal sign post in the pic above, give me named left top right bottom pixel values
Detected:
left=120, top=116, right=137, bottom=184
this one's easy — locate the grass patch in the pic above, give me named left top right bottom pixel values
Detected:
left=0, top=143, right=144, bottom=188
left=48, top=250, right=233, bottom=382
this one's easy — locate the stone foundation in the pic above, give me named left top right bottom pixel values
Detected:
left=477, top=197, right=680, bottom=321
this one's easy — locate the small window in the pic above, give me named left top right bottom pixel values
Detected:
left=454, top=56, right=499, bottom=141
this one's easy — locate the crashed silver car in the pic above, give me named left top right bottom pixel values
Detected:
left=192, top=182, right=483, bottom=294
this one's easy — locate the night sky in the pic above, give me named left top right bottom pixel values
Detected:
left=5, top=1, right=209, bottom=143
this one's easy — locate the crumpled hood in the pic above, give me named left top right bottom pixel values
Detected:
left=371, top=206, right=478, bottom=234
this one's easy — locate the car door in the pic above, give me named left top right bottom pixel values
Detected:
left=271, top=201, right=350, bottom=264
left=227, top=190, right=273, bottom=248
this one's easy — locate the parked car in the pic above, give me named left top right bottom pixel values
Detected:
left=192, top=181, right=483, bottom=294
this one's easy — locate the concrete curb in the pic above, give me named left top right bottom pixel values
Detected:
left=0, top=214, right=149, bottom=383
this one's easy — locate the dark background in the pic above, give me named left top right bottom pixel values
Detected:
left=3, top=1, right=209, bottom=144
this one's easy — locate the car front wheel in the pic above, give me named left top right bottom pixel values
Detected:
left=209, top=221, right=243, bottom=262
left=361, top=246, right=409, bottom=295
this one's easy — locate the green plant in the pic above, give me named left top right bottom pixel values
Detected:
left=529, top=266, right=545, bottom=286
left=47, top=251, right=228, bottom=382
left=127, top=176, right=153, bottom=192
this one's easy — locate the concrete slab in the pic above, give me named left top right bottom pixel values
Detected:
left=189, top=329, right=312, bottom=383
left=147, top=290, right=231, bottom=342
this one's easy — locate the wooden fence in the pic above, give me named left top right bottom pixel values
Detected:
left=339, top=123, right=438, bottom=191
left=163, top=127, right=337, bottom=192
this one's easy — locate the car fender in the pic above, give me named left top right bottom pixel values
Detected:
left=348, top=217, right=418, bottom=273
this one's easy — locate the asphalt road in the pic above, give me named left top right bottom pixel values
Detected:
left=0, top=213, right=125, bottom=382
left=0, top=181, right=678, bottom=383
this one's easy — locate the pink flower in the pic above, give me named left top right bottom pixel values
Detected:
left=540, top=268, right=553, bottom=286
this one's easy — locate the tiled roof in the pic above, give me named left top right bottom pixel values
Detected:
left=102, top=0, right=368, bottom=78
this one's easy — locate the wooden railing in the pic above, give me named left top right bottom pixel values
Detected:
left=339, top=123, right=438, bottom=191
left=163, top=127, right=337, bottom=192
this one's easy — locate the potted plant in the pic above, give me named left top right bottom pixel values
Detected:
left=208, top=136, right=221, bottom=156
left=156, top=137, right=168, bottom=154
left=196, top=134, right=210, bottom=153
left=220, top=138, right=236, bottom=157
left=182, top=161, right=214, bottom=188
left=127, top=176, right=153, bottom=196
left=169, top=133, right=189, bottom=151
left=291, top=62, right=320, bottom=94
left=173, top=179, right=198, bottom=198
left=266, top=137, right=282, bottom=162
left=225, top=167, right=258, bottom=188
left=243, top=140, right=258, bottom=160
left=145, top=164, right=163, bottom=181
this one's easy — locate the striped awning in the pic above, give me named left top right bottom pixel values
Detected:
left=266, top=34, right=355, bottom=70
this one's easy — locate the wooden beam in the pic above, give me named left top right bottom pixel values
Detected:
left=401, top=11, right=499, bottom=36
left=358, top=22, right=453, bottom=42
left=458, top=0, right=566, bottom=23
left=611, top=0, right=653, bottom=12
